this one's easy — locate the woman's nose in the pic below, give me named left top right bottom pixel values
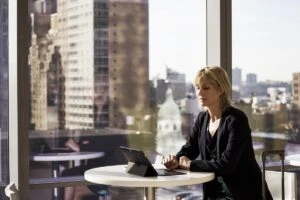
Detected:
left=197, top=89, right=202, bottom=95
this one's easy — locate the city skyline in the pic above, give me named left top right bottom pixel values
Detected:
left=149, top=0, right=300, bottom=82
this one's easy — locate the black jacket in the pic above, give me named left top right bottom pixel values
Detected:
left=176, top=106, right=273, bottom=200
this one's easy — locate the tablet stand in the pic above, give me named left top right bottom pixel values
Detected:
left=126, top=162, right=158, bottom=177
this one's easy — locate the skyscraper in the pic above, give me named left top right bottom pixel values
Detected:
left=165, top=67, right=186, bottom=101
left=246, top=73, right=257, bottom=85
left=29, top=1, right=62, bottom=130
left=292, top=73, right=300, bottom=108
left=56, top=0, right=149, bottom=129
left=232, top=67, right=242, bottom=87
left=153, top=66, right=186, bottom=104
left=291, top=72, right=300, bottom=133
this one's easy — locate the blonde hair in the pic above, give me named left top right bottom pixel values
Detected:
left=195, top=66, right=232, bottom=110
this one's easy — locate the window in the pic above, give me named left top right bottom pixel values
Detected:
left=233, top=0, right=300, bottom=160
left=9, top=0, right=300, bottom=199
left=4, top=0, right=206, bottom=199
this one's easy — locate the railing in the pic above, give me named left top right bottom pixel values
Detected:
left=29, top=176, right=90, bottom=189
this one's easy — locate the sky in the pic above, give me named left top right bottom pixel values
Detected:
left=149, top=0, right=300, bottom=83
left=149, top=0, right=206, bottom=82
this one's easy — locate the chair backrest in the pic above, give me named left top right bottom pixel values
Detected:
left=4, top=182, right=20, bottom=200
left=265, top=170, right=297, bottom=200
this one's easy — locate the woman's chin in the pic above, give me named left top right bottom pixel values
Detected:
left=198, top=101, right=206, bottom=107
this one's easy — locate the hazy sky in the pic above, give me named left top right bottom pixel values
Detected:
left=149, top=0, right=300, bottom=82
left=149, top=0, right=206, bottom=82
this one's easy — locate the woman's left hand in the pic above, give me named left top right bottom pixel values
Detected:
left=179, top=156, right=191, bottom=170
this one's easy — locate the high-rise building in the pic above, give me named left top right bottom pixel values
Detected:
left=232, top=67, right=242, bottom=87
left=56, top=0, right=149, bottom=129
left=33, top=0, right=57, bottom=14
left=292, top=73, right=300, bottom=108
left=153, top=66, right=186, bottom=103
left=108, top=0, right=149, bottom=129
left=246, top=73, right=257, bottom=85
left=29, top=1, right=62, bottom=130
left=291, top=73, right=300, bottom=132
left=166, top=67, right=186, bottom=101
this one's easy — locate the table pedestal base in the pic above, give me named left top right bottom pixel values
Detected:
left=144, top=187, right=155, bottom=200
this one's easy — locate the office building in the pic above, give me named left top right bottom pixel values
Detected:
left=108, top=0, right=149, bottom=128
left=56, top=0, right=149, bottom=129
left=29, top=0, right=62, bottom=130
left=33, top=0, right=56, bottom=14
left=232, top=67, right=242, bottom=87
left=246, top=73, right=257, bottom=85
left=292, top=73, right=300, bottom=108
left=166, top=67, right=186, bottom=101
left=291, top=73, right=300, bottom=131
left=153, top=66, right=186, bottom=104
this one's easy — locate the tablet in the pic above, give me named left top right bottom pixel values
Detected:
left=120, top=146, right=185, bottom=177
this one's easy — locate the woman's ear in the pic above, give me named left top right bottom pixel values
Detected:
left=217, top=87, right=223, bottom=96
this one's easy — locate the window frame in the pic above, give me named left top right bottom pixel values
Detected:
left=10, top=0, right=232, bottom=198
left=8, top=0, right=30, bottom=198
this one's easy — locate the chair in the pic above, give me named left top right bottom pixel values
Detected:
left=262, top=149, right=297, bottom=200
left=4, top=182, right=20, bottom=200
left=265, top=169, right=297, bottom=200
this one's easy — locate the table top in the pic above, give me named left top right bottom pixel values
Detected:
left=285, top=154, right=300, bottom=166
left=31, top=151, right=104, bottom=162
left=84, top=164, right=215, bottom=188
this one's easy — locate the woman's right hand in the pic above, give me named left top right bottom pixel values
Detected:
left=65, top=138, right=80, bottom=152
left=162, top=155, right=179, bottom=170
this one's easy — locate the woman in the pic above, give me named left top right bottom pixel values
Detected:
left=163, top=66, right=273, bottom=200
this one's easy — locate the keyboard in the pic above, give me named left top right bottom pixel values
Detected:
left=156, top=169, right=186, bottom=176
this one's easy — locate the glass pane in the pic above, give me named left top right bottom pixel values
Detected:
left=233, top=0, right=300, bottom=161
left=0, top=0, right=9, bottom=188
left=28, top=0, right=205, bottom=199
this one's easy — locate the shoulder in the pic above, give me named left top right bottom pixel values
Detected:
left=222, top=106, right=249, bottom=122
left=222, top=106, right=251, bottom=134
left=196, top=110, right=208, bottom=121
left=194, top=110, right=209, bottom=128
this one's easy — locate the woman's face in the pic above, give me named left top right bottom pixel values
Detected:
left=195, top=79, right=222, bottom=109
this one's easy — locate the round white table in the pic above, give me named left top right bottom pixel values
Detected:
left=285, top=154, right=300, bottom=166
left=84, top=164, right=215, bottom=200
left=31, top=151, right=104, bottom=162
left=31, top=151, right=104, bottom=200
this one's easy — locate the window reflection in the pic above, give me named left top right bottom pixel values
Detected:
left=28, top=0, right=205, bottom=199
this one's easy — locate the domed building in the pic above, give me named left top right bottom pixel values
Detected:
left=156, top=88, right=186, bottom=156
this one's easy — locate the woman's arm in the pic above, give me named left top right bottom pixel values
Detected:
left=176, top=113, right=204, bottom=160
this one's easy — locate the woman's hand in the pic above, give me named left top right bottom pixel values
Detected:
left=178, top=156, right=191, bottom=170
left=65, top=138, right=80, bottom=152
left=162, top=155, right=179, bottom=170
